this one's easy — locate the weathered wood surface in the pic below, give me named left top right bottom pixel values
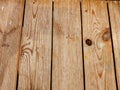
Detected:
left=0, top=0, right=24, bottom=90
left=108, top=1, right=120, bottom=89
left=0, top=0, right=119, bottom=90
left=82, top=0, right=116, bottom=90
left=18, top=0, right=52, bottom=90
left=52, top=0, right=84, bottom=90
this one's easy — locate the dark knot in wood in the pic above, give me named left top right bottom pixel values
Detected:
left=86, top=39, right=92, bottom=46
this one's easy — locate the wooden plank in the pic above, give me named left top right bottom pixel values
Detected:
left=0, top=0, right=24, bottom=90
left=18, top=0, right=52, bottom=90
left=108, top=1, right=120, bottom=89
left=52, top=0, right=84, bottom=90
left=82, top=0, right=116, bottom=90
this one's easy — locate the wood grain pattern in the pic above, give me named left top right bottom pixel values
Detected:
left=108, top=1, right=120, bottom=89
left=82, top=0, right=116, bottom=90
left=52, top=0, right=84, bottom=90
left=18, top=0, right=52, bottom=90
left=0, top=0, right=24, bottom=90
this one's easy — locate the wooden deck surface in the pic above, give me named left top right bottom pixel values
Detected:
left=0, top=0, right=120, bottom=90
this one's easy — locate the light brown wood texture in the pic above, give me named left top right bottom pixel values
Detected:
left=0, top=0, right=24, bottom=90
left=52, top=0, right=84, bottom=90
left=108, top=1, right=120, bottom=89
left=18, top=0, right=52, bottom=90
left=82, top=0, right=116, bottom=90
left=0, top=0, right=120, bottom=90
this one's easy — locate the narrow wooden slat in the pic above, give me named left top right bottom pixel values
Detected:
left=82, top=0, right=116, bottom=90
left=18, top=0, right=52, bottom=90
left=52, top=0, right=84, bottom=90
left=0, top=0, right=24, bottom=89
left=108, top=1, right=120, bottom=89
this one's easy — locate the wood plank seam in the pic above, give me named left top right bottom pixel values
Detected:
left=108, top=1, right=120, bottom=89
left=80, top=1, right=86, bottom=90
left=17, top=0, right=26, bottom=90
left=107, top=2, right=118, bottom=89
left=50, top=1, right=54, bottom=90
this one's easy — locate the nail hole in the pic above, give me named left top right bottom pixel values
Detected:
left=86, top=39, right=92, bottom=46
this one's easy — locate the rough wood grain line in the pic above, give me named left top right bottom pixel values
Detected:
left=108, top=1, right=120, bottom=89
left=18, top=0, right=52, bottom=90
left=52, top=0, right=84, bottom=90
left=82, top=0, right=116, bottom=90
left=0, top=0, right=24, bottom=90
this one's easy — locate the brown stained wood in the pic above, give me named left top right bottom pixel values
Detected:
left=108, top=1, right=120, bottom=89
left=82, top=0, right=116, bottom=90
left=52, top=0, right=84, bottom=90
left=18, top=0, right=52, bottom=90
left=0, top=0, right=24, bottom=90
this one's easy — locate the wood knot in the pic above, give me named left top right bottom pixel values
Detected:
left=102, top=31, right=110, bottom=41
left=86, top=39, right=92, bottom=46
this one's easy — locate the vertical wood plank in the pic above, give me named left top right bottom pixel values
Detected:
left=0, top=0, right=24, bottom=90
left=52, top=0, right=84, bottom=90
left=82, top=0, right=116, bottom=90
left=108, top=1, right=120, bottom=89
left=18, top=0, right=52, bottom=90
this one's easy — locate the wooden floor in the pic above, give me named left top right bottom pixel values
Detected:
left=0, top=0, right=120, bottom=90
